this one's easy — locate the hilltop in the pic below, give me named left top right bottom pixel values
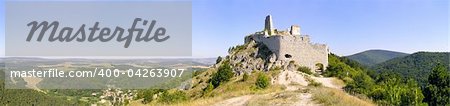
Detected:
left=346, top=49, right=408, bottom=66
left=139, top=36, right=374, bottom=106
left=132, top=16, right=375, bottom=106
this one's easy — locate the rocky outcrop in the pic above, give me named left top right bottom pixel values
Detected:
left=216, top=38, right=302, bottom=76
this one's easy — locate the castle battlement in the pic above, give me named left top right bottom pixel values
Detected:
left=246, top=15, right=329, bottom=72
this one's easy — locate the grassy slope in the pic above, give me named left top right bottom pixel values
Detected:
left=131, top=43, right=376, bottom=106
left=141, top=62, right=374, bottom=106
left=133, top=68, right=283, bottom=106
left=310, top=86, right=374, bottom=106
left=153, top=70, right=374, bottom=106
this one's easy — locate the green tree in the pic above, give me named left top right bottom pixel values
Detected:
left=423, top=63, right=450, bottom=106
left=216, top=56, right=222, bottom=64
left=400, top=79, right=425, bottom=106
left=344, top=72, right=374, bottom=94
left=210, top=60, right=234, bottom=88
left=369, top=72, right=425, bottom=105
left=255, top=73, right=270, bottom=89
left=138, top=89, right=164, bottom=104
left=203, top=82, right=214, bottom=96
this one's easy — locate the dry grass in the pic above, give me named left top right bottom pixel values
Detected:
left=310, top=86, right=375, bottom=106
left=331, top=78, right=346, bottom=88
left=246, top=90, right=302, bottom=106
left=139, top=70, right=284, bottom=106
left=130, top=69, right=375, bottom=106
left=134, top=97, right=222, bottom=106
left=154, top=82, right=283, bottom=106
left=129, top=61, right=285, bottom=106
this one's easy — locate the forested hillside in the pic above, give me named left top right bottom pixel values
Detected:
left=372, top=52, right=449, bottom=85
left=325, top=53, right=449, bottom=105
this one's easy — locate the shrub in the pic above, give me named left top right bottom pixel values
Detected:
left=342, top=77, right=354, bottom=83
left=255, top=73, right=270, bottom=89
left=193, top=69, right=206, bottom=77
left=308, top=81, right=322, bottom=87
left=159, top=90, right=188, bottom=104
left=216, top=56, right=222, bottom=64
left=210, top=60, right=234, bottom=88
left=234, top=44, right=247, bottom=52
left=139, top=89, right=164, bottom=104
left=298, top=66, right=313, bottom=75
left=289, top=60, right=295, bottom=64
left=203, top=82, right=214, bottom=96
left=242, top=72, right=249, bottom=82
left=270, top=66, right=282, bottom=71
left=313, top=73, right=321, bottom=77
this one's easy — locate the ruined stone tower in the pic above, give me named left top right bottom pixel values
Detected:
left=264, top=15, right=274, bottom=35
left=246, top=15, right=329, bottom=72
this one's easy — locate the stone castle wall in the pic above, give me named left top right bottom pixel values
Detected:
left=247, top=34, right=329, bottom=72
left=245, top=15, right=329, bottom=72
left=278, top=35, right=329, bottom=71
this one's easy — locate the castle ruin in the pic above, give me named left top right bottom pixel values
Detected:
left=245, top=15, right=329, bottom=72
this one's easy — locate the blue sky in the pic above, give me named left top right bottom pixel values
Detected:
left=1, top=0, right=449, bottom=57
left=192, top=0, right=449, bottom=57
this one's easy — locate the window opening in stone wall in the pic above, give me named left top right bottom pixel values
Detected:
left=285, top=54, right=292, bottom=58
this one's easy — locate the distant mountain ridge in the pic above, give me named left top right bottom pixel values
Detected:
left=346, top=50, right=409, bottom=66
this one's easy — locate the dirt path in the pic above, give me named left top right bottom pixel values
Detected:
left=274, top=71, right=309, bottom=86
left=213, top=70, right=344, bottom=106
left=215, top=86, right=319, bottom=106
left=292, top=93, right=318, bottom=106
left=214, top=95, right=254, bottom=106
left=312, top=77, right=344, bottom=89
